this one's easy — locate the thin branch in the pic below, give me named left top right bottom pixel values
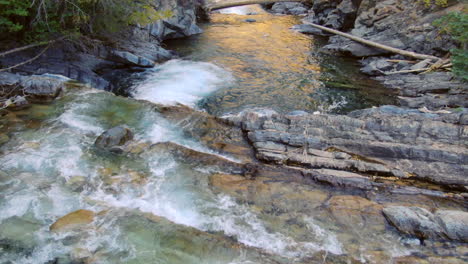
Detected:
left=384, top=64, right=452, bottom=75
left=0, top=44, right=50, bottom=72
left=0, top=36, right=66, bottom=58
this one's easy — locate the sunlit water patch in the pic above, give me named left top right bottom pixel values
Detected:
left=161, top=5, right=395, bottom=115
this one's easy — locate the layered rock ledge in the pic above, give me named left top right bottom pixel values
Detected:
left=227, top=106, right=468, bottom=191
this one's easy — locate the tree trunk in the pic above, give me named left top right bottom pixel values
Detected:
left=302, top=22, right=440, bottom=61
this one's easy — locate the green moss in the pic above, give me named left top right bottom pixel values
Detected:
left=434, top=11, right=468, bottom=82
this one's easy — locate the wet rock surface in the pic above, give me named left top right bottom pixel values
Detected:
left=1, top=87, right=467, bottom=263
left=21, top=74, right=67, bottom=103
left=383, top=206, right=468, bottom=243
left=271, top=2, right=309, bottom=15
left=0, top=0, right=203, bottom=90
left=228, top=106, right=468, bottom=190
left=94, top=126, right=134, bottom=152
left=50, top=209, right=95, bottom=233
left=290, top=0, right=468, bottom=110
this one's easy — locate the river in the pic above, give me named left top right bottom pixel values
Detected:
left=0, top=5, right=462, bottom=264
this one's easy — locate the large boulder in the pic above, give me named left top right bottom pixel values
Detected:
left=303, top=0, right=360, bottom=31
left=20, top=74, right=68, bottom=103
left=108, top=50, right=155, bottom=67
left=94, top=126, right=134, bottom=153
left=0, top=72, right=23, bottom=92
left=271, top=2, right=309, bottom=15
left=435, top=210, right=468, bottom=242
left=382, top=206, right=444, bottom=240
left=383, top=206, right=468, bottom=242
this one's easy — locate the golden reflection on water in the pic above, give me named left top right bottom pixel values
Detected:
left=165, top=6, right=394, bottom=115
left=208, top=12, right=322, bottom=113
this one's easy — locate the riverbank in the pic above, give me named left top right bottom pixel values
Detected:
left=275, top=0, right=468, bottom=110
left=0, top=0, right=204, bottom=91
left=1, top=81, right=467, bottom=263
left=0, top=1, right=467, bottom=263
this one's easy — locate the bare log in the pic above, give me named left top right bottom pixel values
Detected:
left=207, top=0, right=305, bottom=11
left=302, top=22, right=441, bottom=61
left=0, top=44, right=50, bottom=72
left=384, top=64, right=452, bottom=75
left=0, top=36, right=66, bottom=58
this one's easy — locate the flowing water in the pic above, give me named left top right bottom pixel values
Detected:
left=0, top=6, right=464, bottom=264
left=132, top=5, right=396, bottom=115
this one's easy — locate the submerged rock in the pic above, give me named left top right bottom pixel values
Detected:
left=0, top=133, right=9, bottom=145
left=383, top=206, right=468, bottom=242
left=94, top=126, right=134, bottom=153
left=50, top=209, right=95, bottom=232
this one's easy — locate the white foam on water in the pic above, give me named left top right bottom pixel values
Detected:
left=217, top=5, right=265, bottom=15
left=304, top=217, right=343, bottom=255
left=131, top=59, right=233, bottom=107
left=87, top=158, right=205, bottom=228
left=59, top=103, right=104, bottom=135
left=198, top=195, right=324, bottom=259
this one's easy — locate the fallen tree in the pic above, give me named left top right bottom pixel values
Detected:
left=302, top=21, right=441, bottom=61
left=206, top=0, right=305, bottom=11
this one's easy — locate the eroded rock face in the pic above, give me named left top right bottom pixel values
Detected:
left=230, top=105, right=468, bottom=190
left=303, top=0, right=360, bottom=31
left=323, top=0, right=461, bottom=57
left=94, top=126, right=134, bottom=153
left=375, top=72, right=468, bottom=110
left=327, top=195, right=385, bottom=231
left=21, top=75, right=67, bottom=103
left=383, top=206, right=468, bottom=242
left=107, top=50, right=155, bottom=68
left=271, top=2, right=309, bottom=15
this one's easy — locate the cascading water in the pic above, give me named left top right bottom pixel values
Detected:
left=1, top=5, right=463, bottom=264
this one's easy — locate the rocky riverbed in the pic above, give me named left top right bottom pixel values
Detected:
left=0, top=1, right=467, bottom=263
left=1, top=76, right=467, bottom=263
left=281, top=0, right=468, bottom=109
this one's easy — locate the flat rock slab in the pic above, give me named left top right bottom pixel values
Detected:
left=231, top=105, right=468, bottom=190
left=383, top=206, right=468, bottom=242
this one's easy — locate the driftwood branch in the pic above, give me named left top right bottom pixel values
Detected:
left=384, top=63, right=452, bottom=75
left=0, top=36, right=66, bottom=58
left=0, top=44, right=50, bottom=72
left=207, top=0, right=304, bottom=11
left=302, top=22, right=441, bottom=61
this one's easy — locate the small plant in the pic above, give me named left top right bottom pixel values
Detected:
left=434, top=11, right=468, bottom=82
left=0, top=0, right=172, bottom=42
left=420, top=0, right=448, bottom=7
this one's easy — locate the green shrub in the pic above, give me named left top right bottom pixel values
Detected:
left=434, top=11, right=468, bottom=82
left=0, top=0, right=29, bottom=32
left=0, top=0, right=171, bottom=41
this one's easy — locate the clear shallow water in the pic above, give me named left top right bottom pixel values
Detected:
left=1, top=85, right=465, bottom=263
left=155, top=5, right=396, bottom=115
left=0, top=88, right=348, bottom=263
left=0, top=6, right=464, bottom=264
